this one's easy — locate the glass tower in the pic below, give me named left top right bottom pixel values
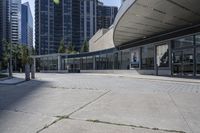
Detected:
left=97, top=2, right=118, bottom=30
left=0, top=0, right=10, bottom=61
left=21, top=2, right=33, bottom=48
left=35, top=0, right=98, bottom=55
left=10, top=0, right=21, bottom=44
left=35, top=0, right=117, bottom=55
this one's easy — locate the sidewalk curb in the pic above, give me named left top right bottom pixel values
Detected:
left=0, top=80, right=28, bottom=85
left=0, top=77, right=12, bottom=81
left=89, top=73, right=200, bottom=84
left=119, top=75, right=200, bottom=84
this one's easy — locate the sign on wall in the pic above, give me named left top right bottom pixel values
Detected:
left=130, top=48, right=140, bottom=68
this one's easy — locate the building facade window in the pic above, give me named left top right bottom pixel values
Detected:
left=172, top=36, right=194, bottom=49
left=156, top=44, right=169, bottom=68
left=121, top=50, right=130, bottom=69
left=172, top=36, right=194, bottom=76
left=196, top=48, right=200, bottom=75
left=141, top=45, right=154, bottom=69
left=86, top=56, right=93, bottom=70
left=196, top=35, right=200, bottom=45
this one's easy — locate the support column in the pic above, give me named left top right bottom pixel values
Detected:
left=139, top=47, right=142, bottom=70
left=154, top=45, right=158, bottom=76
left=31, top=58, right=36, bottom=79
left=58, top=55, right=61, bottom=72
left=193, top=35, right=196, bottom=77
left=169, top=41, right=173, bottom=76
left=93, top=56, right=96, bottom=70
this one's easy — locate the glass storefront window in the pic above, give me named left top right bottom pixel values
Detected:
left=95, top=55, right=100, bottom=70
left=43, top=57, right=48, bottom=70
left=130, top=48, right=140, bottom=68
left=142, top=45, right=154, bottom=69
left=81, top=57, right=87, bottom=70
left=86, top=56, right=93, bottom=70
left=114, top=52, right=120, bottom=69
left=51, top=56, right=58, bottom=70
left=196, top=35, right=200, bottom=45
left=173, top=36, right=194, bottom=49
left=107, top=53, right=113, bottom=70
left=197, top=48, right=200, bottom=75
left=101, top=54, right=107, bottom=70
left=121, top=50, right=130, bottom=69
left=156, top=44, right=169, bottom=68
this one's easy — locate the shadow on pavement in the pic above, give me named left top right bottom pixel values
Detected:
left=0, top=80, right=48, bottom=114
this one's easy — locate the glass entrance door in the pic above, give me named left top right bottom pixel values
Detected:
left=172, top=48, right=194, bottom=76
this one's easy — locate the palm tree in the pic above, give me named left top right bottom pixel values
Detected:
left=80, top=40, right=89, bottom=53
left=12, top=44, right=22, bottom=72
left=66, top=43, right=77, bottom=54
left=21, top=46, right=31, bottom=81
left=2, top=40, right=12, bottom=77
left=58, top=39, right=66, bottom=53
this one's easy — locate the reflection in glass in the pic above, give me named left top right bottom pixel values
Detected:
left=172, top=49, right=194, bottom=76
left=121, top=50, right=130, bottom=69
left=107, top=53, right=113, bottom=70
left=183, top=49, right=193, bottom=76
left=86, top=56, right=93, bottom=70
left=172, top=52, right=182, bottom=75
left=173, top=52, right=182, bottom=63
left=156, top=44, right=169, bottom=67
left=197, top=48, right=200, bottom=75
left=142, top=45, right=154, bottom=69
left=114, top=53, right=119, bottom=69
left=196, top=35, right=200, bottom=45
left=173, top=36, right=194, bottom=48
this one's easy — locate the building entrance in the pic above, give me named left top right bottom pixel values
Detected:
left=172, top=48, right=194, bottom=76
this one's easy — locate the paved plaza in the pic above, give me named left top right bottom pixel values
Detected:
left=0, top=73, right=200, bottom=133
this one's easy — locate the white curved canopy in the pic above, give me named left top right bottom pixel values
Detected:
left=113, top=0, right=200, bottom=47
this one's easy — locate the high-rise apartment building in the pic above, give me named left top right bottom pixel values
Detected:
left=97, top=2, right=118, bottom=30
left=35, top=0, right=55, bottom=55
left=35, top=0, right=117, bottom=55
left=21, top=2, right=33, bottom=48
left=0, top=0, right=10, bottom=61
left=35, top=0, right=98, bottom=55
left=80, top=0, right=97, bottom=44
left=10, top=0, right=21, bottom=44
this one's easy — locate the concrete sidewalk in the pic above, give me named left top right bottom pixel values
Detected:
left=86, top=73, right=200, bottom=84
left=0, top=73, right=199, bottom=133
left=0, top=74, right=26, bottom=85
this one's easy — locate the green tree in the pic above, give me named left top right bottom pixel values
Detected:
left=66, top=42, right=77, bottom=54
left=80, top=40, right=89, bottom=53
left=2, top=40, right=10, bottom=66
left=12, top=44, right=22, bottom=71
left=58, top=39, right=66, bottom=53
left=53, top=0, right=60, bottom=4
left=2, top=40, right=12, bottom=77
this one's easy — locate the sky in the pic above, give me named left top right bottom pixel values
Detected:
left=21, top=0, right=121, bottom=46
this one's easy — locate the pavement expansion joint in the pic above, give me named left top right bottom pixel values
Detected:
left=85, top=119, right=186, bottom=133
left=168, top=93, right=194, bottom=133
left=36, top=90, right=110, bottom=133
left=49, top=86, right=100, bottom=91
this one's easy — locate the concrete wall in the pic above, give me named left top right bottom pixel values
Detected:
left=80, top=69, right=171, bottom=76
left=89, top=27, right=115, bottom=52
